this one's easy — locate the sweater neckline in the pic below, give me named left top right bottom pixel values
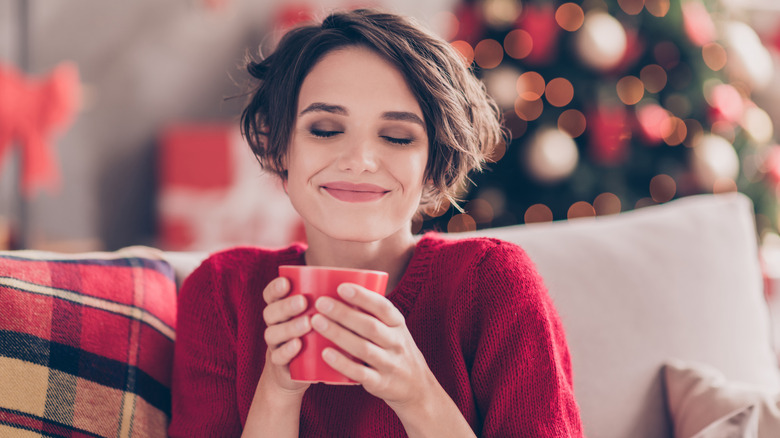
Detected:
left=281, top=233, right=446, bottom=317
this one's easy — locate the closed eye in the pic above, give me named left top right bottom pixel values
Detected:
left=382, top=136, right=413, bottom=145
left=311, top=129, right=342, bottom=138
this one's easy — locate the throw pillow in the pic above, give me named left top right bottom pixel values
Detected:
left=664, top=358, right=780, bottom=438
left=690, top=405, right=758, bottom=438
left=0, top=246, right=177, bottom=437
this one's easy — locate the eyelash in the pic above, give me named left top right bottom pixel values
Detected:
left=309, top=129, right=414, bottom=145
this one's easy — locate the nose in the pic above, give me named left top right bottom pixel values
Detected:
left=337, top=136, right=379, bottom=174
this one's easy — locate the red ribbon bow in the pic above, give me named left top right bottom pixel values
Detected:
left=0, top=62, right=79, bottom=197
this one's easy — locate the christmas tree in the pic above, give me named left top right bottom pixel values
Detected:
left=419, top=0, right=779, bottom=237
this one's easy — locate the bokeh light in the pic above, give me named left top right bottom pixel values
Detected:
left=504, top=29, right=533, bottom=60
left=640, top=64, right=667, bottom=93
left=567, top=201, right=596, bottom=219
left=593, top=192, right=622, bottom=215
left=555, top=3, right=585, bottom=32
left=711, top=120, right=736, bottom=143
left=702, top=42, right=727, bottom=71
left=475, top=39, right=504, bottom=69
left=645, top=0, right=671, bottom=17
left=635, top=197, right=656, bottom=209
left=663, top=117, right=687, bottom=146
left=517, top=71, right=546, bottom=100
left=448, top=213, right=477, bottom=233
left=515, top=98, right=544, bottom=121
left=683, top=119, right=704, bottom=147
left=741, top=107, right=774, bottom=143
left=546, top=77, right=574, bottom=107
left=482, top=0, right=523, bottom=28
left=450, top=40, right=474, bottom=66
left=488, top=138, right=507, bottom=162
left=467, top=198, right=495, bottom=224
left=654, top=41, right=680, bottom=69
left=558, top=109, right=587, bottom=138
left=616, top=76, right=645, bottom=105
left=618, top=0, right=644, bottom=15
left=664, top=94, right=692, bottom=118
left=713, top=177, right=738, bottom=194
left=424, top=202, right=450, bottom=218
left=504, top=110, right=528, bottom=139
left=411, top=216, right=423, bottom=234
left=649, top=174, right=676, bottom=202
left=524, top=204, right=553, bottom=223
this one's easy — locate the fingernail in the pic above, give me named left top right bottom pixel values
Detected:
left=296, top=316, right=309, bottom=331
left=286, top=339, right=299, bottom=353
left=316, top=297, right=334, bottom=313
left=277, top=278, right=289, bottom=292
left=292, top=295, right=306, bottom=311
left=322, top=348, right=336, bottom=362
left=311, top=314, right=328, bottom=331
left=338, top=284, right=355, bottom=298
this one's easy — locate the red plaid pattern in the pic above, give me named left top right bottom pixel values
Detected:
left=0, top=248, right=176, bottom=437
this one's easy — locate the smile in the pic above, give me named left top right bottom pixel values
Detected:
left=321, top=181, right=390, bottom=203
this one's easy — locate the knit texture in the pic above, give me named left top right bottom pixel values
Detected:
left=169, top=233, right=584, bottom=437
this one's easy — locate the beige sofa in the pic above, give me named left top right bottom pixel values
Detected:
left=1, top=192, right=778, bottom=437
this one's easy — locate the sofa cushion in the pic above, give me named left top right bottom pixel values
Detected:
left=664, top=358, right=780, bottom=438
left=0, top=246, right=176, bottom=437
left=462, top=193, right=780, bottom=438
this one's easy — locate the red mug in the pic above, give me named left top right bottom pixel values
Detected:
left=278, top=265, right=389, bottom=384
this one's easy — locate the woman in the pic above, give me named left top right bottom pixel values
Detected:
left=169, top=9, right=583, bottom=437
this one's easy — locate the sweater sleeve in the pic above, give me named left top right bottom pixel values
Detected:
left=470, top=241, right=584, bottom=437
left=168, top=256, right=243, bottom=437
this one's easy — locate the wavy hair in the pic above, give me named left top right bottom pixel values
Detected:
left=240, top=9, right=505, bottom=210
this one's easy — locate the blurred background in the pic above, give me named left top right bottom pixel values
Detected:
left=1, top=0, right=779, bottom=253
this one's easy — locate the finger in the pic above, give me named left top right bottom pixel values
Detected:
left=263, top=294, right=308, bottom=326
left=269, top=338, right=303, bottom=366
left=262, top=277, right=291, bottom=305
left=337, top=283, right=405, bottom=327
left=321, top=347, right=381, bottom=386
left=310, top=313, right=390, bottom=370
left=264, top=314, right=311, bottom=348
left=314, top=296, right=395, bottom=349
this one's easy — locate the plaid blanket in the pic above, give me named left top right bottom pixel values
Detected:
left=0, top=248, right=177, bottom=437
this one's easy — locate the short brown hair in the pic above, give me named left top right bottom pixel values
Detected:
left=240, top=9, right=504, bottom=210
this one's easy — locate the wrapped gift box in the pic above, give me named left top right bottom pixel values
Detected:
left=157, top=122, right=303, bottom=251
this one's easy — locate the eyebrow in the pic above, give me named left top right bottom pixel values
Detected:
left=299, top=102, right=425, bottom=128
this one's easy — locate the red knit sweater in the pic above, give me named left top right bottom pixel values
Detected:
left=169, top=234, right=584, bottom=437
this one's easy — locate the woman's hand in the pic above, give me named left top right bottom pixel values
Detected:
left=309, top=283, right=437, bottom=410
left=243, top=277, right=311, bottom=437
left=258, top=277, right=312, bottom=395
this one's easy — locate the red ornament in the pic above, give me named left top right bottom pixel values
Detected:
left=0, top=62, right=79, bottom=197
left=587, top=104, right=630, bottom=165
left=516, top=3, right=561, bottom=66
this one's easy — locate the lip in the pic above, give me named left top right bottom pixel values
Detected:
left=321, top=181, right=390, bottom=203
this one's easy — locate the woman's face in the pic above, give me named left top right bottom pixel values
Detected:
left=285, top=46, right=429, bottom=243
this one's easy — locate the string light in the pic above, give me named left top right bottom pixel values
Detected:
left=466, top=198, right=495, bottom=224
left=475, top=39, right=504, bottom=69
left=702, top=43, right=727, bottom=71
left=649, top=174, right=676, bottom=202
left=450, top=40, right=474, bottom=66
left=514, top=98, right=544, bottom=121
left=640, top=64, right=667, bottom=93
left=663, top=117, right=687, bottom=146
left=555, top=3, right=585, bottom=32
left=558, top=109, right=587, bottom=138
left=645, top=0, right=671, bottom=17
left=524, top=204, right=553, bottom=223
left=504, top=30, right=533, bottom=60
left=616, top=76, right=645, bottom=105
left=517, top=71, right=545, bottom=100
left=545, top=77, right=574, bottom=107
left=567, top=201, right=595, bottom=219
left=741, top=107, right=774, bottom=143
left=447, top=213, right=477, bottom=233
left=618, top=0, right=644, bottom=15
left=593, top=193, right=622, bottom=215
